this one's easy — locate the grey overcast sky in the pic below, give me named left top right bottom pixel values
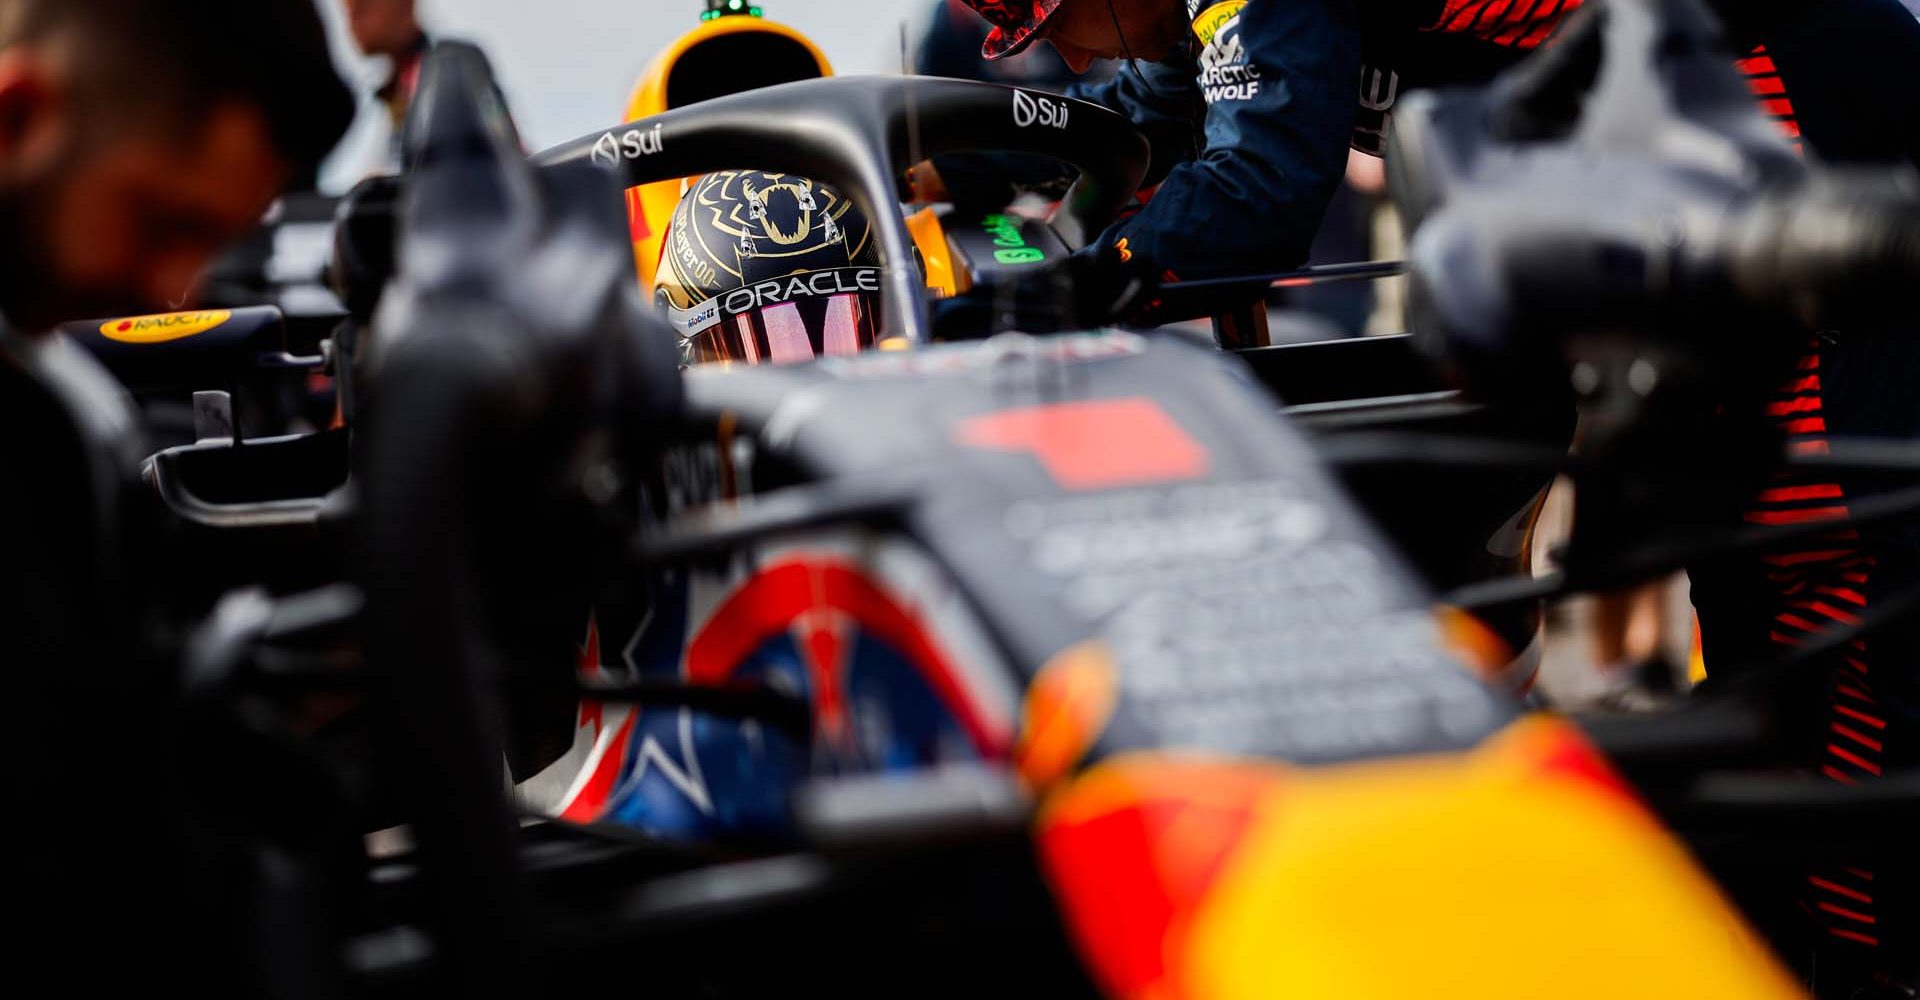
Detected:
left=319, top=0, right=933, bottom=188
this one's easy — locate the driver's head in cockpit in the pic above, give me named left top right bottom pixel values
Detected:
left=653, top=170, right=884, bottom=366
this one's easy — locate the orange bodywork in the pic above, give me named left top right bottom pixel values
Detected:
left=1017, top=641, right=1121, bottom=790
left=906, top=206, right=962, bottom=298
left=620, top=16, right=832, bottom=293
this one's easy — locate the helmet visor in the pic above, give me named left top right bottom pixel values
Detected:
left=670, top=267, right=884, bottom=366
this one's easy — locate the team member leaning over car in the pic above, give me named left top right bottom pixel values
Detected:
left=918, top=0, right=1583, bottom=327
left=0, top=0, right=352, bottom=988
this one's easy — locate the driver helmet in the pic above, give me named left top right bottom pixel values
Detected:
left=654, top=170, right=882, bottom=365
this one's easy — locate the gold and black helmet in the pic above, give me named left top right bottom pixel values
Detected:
left=654, top=170, right=881, bottom=365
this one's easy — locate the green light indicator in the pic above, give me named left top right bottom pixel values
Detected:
left=702, top=0, right=763, bottom=21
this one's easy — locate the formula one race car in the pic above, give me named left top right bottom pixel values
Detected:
left=10, top=0, right=1918, bottom=997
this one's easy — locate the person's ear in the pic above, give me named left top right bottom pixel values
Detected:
left=0, top=48, right=69, bottom=181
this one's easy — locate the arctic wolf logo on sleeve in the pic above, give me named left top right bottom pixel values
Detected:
left=1193, top=1, right=1261, bottom=103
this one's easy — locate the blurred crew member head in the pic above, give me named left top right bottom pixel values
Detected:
left=344, top=0, right=428, bottom=132
left=958, top=0, right=1186, bottom=73
left=345, top=0, right=422, bottom=59
left=0, top=0, right=353, bottom=332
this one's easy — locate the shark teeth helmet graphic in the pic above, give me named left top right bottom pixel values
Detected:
left=654, top=170, right=883, bottom=366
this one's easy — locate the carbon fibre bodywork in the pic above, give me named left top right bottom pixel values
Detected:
left=533, top=328, right=1521, bottom=843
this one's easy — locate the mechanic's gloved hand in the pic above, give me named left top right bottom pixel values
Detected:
left=932, top=238, right=1156, bottom=338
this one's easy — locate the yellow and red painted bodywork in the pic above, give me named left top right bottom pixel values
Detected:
left=620, top=17, right=833, bottom=292
left=1033, top=718, right=1805, bottom=1000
